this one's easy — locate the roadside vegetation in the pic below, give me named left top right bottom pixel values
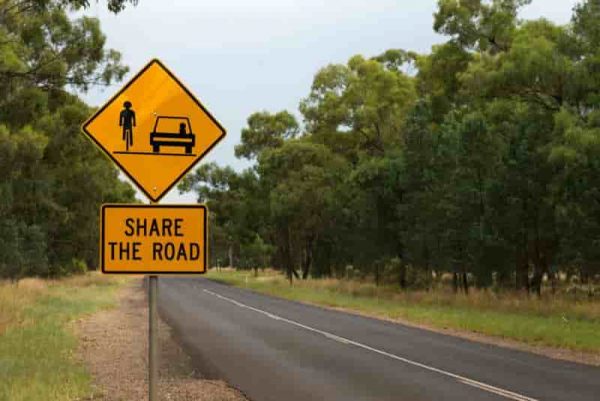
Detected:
left=0, top=274, right=127, bottom=401
left=208, top=269, right=600, bottom=354
left=181, top=1, right=600, bottom=299
left=0, top=0, right=138, bottom=281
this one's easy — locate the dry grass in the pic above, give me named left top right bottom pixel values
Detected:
left=297, top=277, right=600, bottom=322
left=0, top=279, right=46, bottom=335
left=16, top=277, right=48, bottom=291
left=0, top=273, right=127, bottom=335
left=208, top=269, right=600, bottom=354
left=227, top=271, right=600, bottom=322
left=0, top=272, right=130, bottom=401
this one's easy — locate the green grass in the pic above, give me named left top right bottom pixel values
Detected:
left=208, top=269, right=600, bottom=353
left=0, top=274, right=128, bottom=401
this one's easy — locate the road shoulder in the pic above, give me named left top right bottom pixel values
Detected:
left=324, top=303, right=600, bottom=367
left=209, top=275, right=600, bottom=367
left=75, top=278, right=246, bottom=401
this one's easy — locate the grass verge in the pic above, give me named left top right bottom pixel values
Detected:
left=207, top=269, right=600, bottom=354
left=0, top=273, right=128, bottom=401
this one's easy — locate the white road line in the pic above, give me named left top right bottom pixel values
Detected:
left=203, top=288, right=539, bottom=401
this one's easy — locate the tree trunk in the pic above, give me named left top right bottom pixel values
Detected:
left=228, top=244, right=234, bottom=268
left=530, top=270, right=543, bottom=297
left=550, top=271, right=557, bottom=295
left=398, top=261, right=407, bottom=289
left=424, top=243, right=432, bottom=291
left=282, top=226, right=293, bottom=285
left=301, top=239, right=313, bottom=280
left=580, top=267, right=595, bottom=298
left=515, top=245, right=529, bottom=292
left=530, top=249, right=545, bottom=297
left=462, top=271, right=469, bottom=295
left=452, top=272, right=459, bottom=293
left=530, top=238, right=549, bottom=297
left=287, top=227, right=301, bottom=283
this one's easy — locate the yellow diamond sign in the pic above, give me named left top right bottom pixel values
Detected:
left=82, top=59, right=226, bottom=202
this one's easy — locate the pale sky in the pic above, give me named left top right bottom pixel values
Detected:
left=79, top=0, right=580, bottom=203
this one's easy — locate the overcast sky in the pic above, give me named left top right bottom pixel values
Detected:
left=79, top=0, right=580, bottom=202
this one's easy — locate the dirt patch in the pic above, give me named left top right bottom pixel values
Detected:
left=75, top=279, right=247, bottom=401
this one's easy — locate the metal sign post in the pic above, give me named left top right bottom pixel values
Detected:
left=148, top=275, right=158, bottom=401
left=100, top=203, right=208, bottom=399
left=82, top=58, right=225, bottom=401
left=149, top=197, right=158, bottom=401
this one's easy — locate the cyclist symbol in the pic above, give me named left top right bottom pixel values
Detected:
left=119, top=101, right=136, bottom=151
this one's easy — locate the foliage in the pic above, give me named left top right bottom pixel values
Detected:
left=0, top=0, right=136, bottom=279
left=235, top=110, right=299, bottom=160
left=180, top=1, right=600, bottom=295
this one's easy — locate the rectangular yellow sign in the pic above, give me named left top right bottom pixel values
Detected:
left=100, top=204, right=207, bottom=274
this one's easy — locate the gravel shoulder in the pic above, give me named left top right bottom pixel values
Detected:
left=75, top=278, right=247, bottom=401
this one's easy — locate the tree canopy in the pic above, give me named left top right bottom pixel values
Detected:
left=0, top=0, right=136, bottom=279
left=180, top=0, right=600, bottom=295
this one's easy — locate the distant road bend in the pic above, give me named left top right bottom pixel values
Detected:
left=158, top=278, right=599, bottom=401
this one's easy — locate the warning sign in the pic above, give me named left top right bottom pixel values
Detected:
left=82, top=59, right=226, bottom=202
left=100, top=204, right=207, bottom=274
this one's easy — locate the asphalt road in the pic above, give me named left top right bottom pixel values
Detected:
left=158, top=278, right=599, bottom=401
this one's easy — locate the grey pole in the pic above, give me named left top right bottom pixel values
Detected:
left=149, top=275, right=158, bottom=401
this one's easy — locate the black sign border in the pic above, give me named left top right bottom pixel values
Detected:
left=100, top=204, right=208, bottom=275
left=82, top=59, right=226, bottom=202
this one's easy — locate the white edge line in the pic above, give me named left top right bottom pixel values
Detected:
left=203, top=289, right=539, bottom=401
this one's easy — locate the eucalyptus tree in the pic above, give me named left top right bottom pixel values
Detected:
left=0, top=0, right=136, bottom=278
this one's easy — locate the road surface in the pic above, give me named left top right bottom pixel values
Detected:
left=158, top=278, right=599, bottom=401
